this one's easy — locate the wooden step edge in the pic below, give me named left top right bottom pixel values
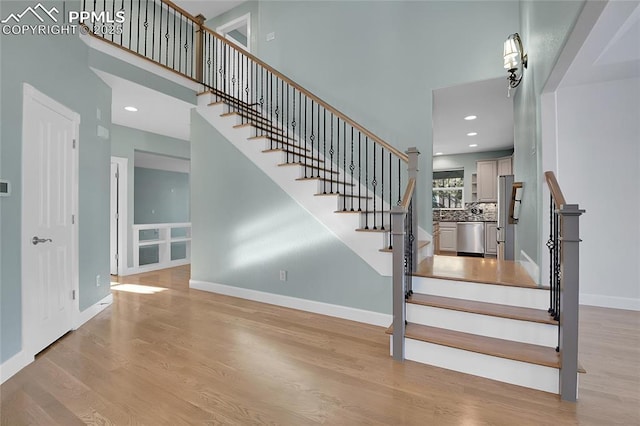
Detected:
left=379, top=240, right=429, bottom=253
left=412, top=270, right=551, bottom=290
left=407, top=293, right=558, bottom=325
left=262, top=149, right=323, bottom=161
left=278, top=163, right=339, bottom=174
left=238, top=125, right=297, bottom=142
left=399, top=323, right=561, bottom=369
left=207, top=96, right=258, bottom=111
left=296, top=177, right=355, bottom=186
left=334, top=210, right=391, bottom=214
left=221, top=111, right=272, bottom=123
left=355, top=227, right=389, bottom=233
left=249, top=137, right=310, bottom=152
left=315, top=194, right=372, bottom=199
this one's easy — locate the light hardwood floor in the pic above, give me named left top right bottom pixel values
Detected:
left=1, top=266, right=638, bottom=425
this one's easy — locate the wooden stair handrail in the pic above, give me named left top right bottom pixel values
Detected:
left=400, top=178, right=416, bottom=209
left=544, top=171, right=567, bottom=207
left=157, top=0, right=407, bottom=163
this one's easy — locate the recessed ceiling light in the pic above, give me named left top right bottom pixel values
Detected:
left=435, top=152, right=443, bottom=156
left=469, top=144, right=478, bottom=148
left=467, top=132, right=478, bottom=136
left=124, top=106, right=138, bottom=112
left=464, top=115, right=477, bottom=120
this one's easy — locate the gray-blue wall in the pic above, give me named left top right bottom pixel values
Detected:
left=191, top=111, right=391, bottom=313
left=111, top=125, right=190, bottom=268
left=134, top=167, right=190, bottom=224
left=1, top=0, right=111, bottom=362
left=513, top=0, right=585, bottom=266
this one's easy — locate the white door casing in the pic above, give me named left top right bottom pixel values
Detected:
left=110, top=161, right=119, bottom=275
left=21, top=83, right=80, bottom=357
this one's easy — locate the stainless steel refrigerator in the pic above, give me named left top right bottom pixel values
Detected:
left=497, top=175, right=515, bottom=261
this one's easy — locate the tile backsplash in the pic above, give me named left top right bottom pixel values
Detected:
left=434, top=202, right=497, bottom=222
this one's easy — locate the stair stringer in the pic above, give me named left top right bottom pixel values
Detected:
left=196, top=97, right=429, bottom=276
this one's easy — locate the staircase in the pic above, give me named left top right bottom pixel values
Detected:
left=387, top=257, right=577, bottom=394
left=195, top=90, right=430, bottom=276
left=81, top=0, right=584, bottom=402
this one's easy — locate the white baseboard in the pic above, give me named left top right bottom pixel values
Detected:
left=190, top=280, right=392, bottom=327
left=122, top=260, right=190, bottom=276
left=0, top=351, right=34, bottom=385
left=580, top=294, right=640, bottom=311
left=519, top=250, right=540, bottom=284
left=75, top=293, right=113, bottom=329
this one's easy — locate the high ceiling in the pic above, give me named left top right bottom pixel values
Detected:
left=172, top=1, right=247, bottom=21
left=432, top=77, right=514, bottom=156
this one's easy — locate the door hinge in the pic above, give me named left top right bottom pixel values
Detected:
left=72, top=290, right=76, bottom=300
left=115, top=171, right=119, bottom=179
left=72, top=139, right=76, bottom=149
left=71, top=214, right=75, bottom=224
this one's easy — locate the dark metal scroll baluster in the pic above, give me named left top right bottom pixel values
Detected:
left=323, top=110, right=327, bottom=193
left=397, top=158, right=401, bottom=205
left=112, top=0, right=116, bottom=42
left=310, top=102, right=315, bottom=178
left=388, top=152, right=392, bottom=248
left=547, top=194, right=555, bottom=316
left=349, top=128, right=355, bottom=211
left=358, top=133, right=362, bottom=212
left=332, top=115, right=337, bottom=194
left=128, top=0, right=133, bottom=50
left=381, top=148, right=385, bottom=230
left=343, top=122, right=347, bottom=208
left=151, top=0, right=156, bottom=60
left=365, top=136, right=369, bottom=228
left=373, top=143, right=377, bottom=229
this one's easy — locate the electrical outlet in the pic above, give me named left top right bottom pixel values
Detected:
left=279, top=270, right=287, bottom=281
left=96, top=274, right=101, bottom=287
left=266, top=32, right=276, bottom=41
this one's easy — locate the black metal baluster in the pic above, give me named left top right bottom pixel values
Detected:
left=381, top=148, right=385, bottom=230
left=358, top=133, right=362, bottom=212
left=343, top=122, right=347, bottom=207
left=151, top=0, right=156, bottom=60
left=333, top=116, right=337, bottom=194
left=397, top=158, right=401, bottom=205
left=164, top=5, right=170, bottom=66
left=171, top=7, right=176, bottom=69
left=309, top=102, right=314, bottom=178
left=128, top=0, right=133, bottom=49
left=548, top=194, right=554, bottom=316
left=289, top=85, right=295, bottom=165
left=303, top=95, right=308, bottom=177
left=111, top=0, right=116, bottom=42
left=388, top=152, right=392, bottom=248
left=323, top=110, right=327, bottom=193
left=136, top=0, right=140, bottom=53
left=373, top=143, right=377, bottom=229
left=316, top=105, right=320, bottom=177
left=350, top=128, right=355, bottom=211
left=178, top=13, right=183, bottom=73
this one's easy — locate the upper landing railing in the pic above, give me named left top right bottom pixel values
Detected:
left=544, top=171, right=584, bottom=402
left=82, top=0, right=413, bottom=234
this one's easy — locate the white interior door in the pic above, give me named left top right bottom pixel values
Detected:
left=110, top=161, right=119, bottom=275
left=22, top=84, right=78, bottom=356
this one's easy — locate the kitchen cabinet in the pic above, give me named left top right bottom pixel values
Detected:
left=485, top=222, right=498, bottom=256
left=438, top=222, right=457, bottom=253
left=476, top=160, right=498, bottom=202
left=498, top=156, right=513, bottom=177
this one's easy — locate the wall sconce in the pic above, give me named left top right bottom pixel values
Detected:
left=503, top=33, right=528, bottom=95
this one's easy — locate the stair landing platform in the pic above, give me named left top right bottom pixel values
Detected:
left=415, top=255, right=541, bottom=288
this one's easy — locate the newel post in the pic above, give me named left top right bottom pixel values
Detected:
left=559, top=203, right=584, bottom=402
left=407, top=147, right=420, bottom=271
left=391, top=206, right=407, bottom=361
left=194, top=14, right=206, bottom=83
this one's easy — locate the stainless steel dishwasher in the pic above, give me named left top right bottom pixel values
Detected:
left=456, top=222, right=485, bottom=256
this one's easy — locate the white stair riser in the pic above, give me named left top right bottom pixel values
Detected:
left=412, top=277, right=549, bottom=310
left=390, top=336, right=560, bottom=394
left=406, top=304, right=558, bottom=347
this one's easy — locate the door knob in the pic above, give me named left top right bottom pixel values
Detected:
left=32, top=236, right=53, bottom=245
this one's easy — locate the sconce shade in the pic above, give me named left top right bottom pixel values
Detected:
left=503, top=33, right=527, bottom=92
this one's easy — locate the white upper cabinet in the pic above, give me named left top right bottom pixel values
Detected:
left=476, top=160, right=498, bottom=202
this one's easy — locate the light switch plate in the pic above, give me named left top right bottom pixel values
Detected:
left=0, top=179, right=10, bottom=196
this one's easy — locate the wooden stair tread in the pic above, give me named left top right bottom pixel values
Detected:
left=379, top=240, right=430, bottom=253
left=248, top=137, right=310, bottom=152
left=297, top=177, right=355, bottom=186
left=415, top=256, right=546, bottom=289
left=356, top=227, right=389, bottom=233
left=262, top=149, right=323, bottom=162
left=234, top=123, right=296, bottom=141
left=315, top=194, right=372, bottom=199
left=278, top=163, right=339, bottom=174
left=408, top=294, right=558, bottom=325
left=221, top=111, right=272, bottom=123
left=388, top=323, right=561, bottom=369
left=334, top=209, right=391, bottom=214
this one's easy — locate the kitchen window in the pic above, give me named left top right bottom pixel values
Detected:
left=433, top=169, right=464, bottom=209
